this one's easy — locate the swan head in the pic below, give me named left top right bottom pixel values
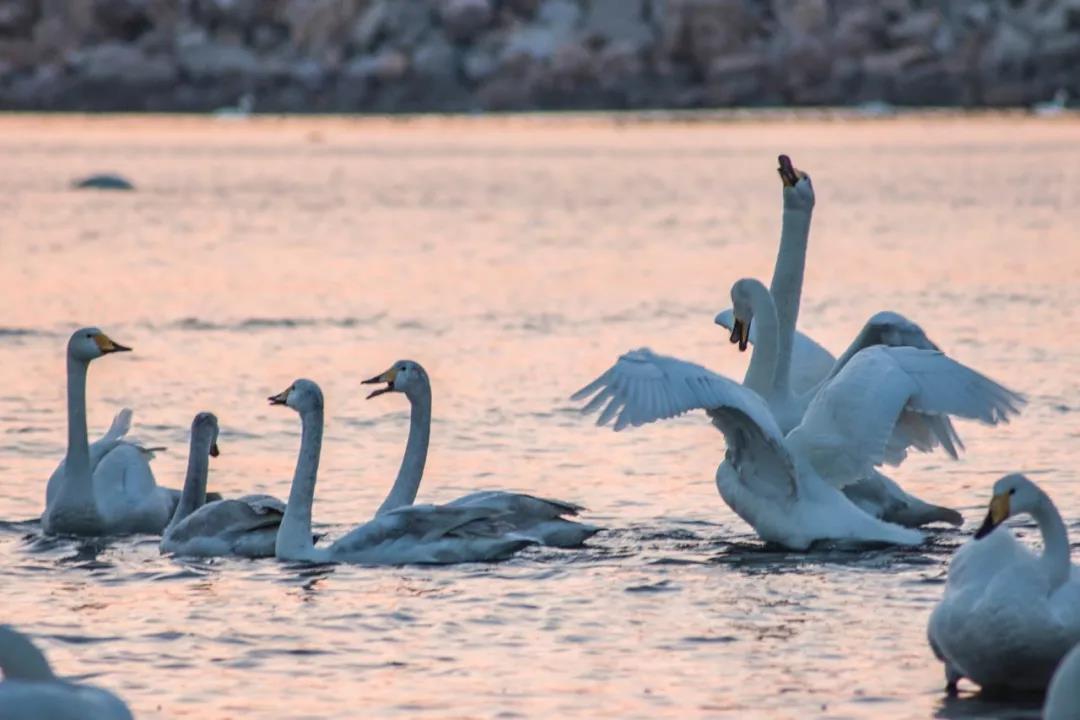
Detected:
left=362, top=360, right=429, bottom=400
left=268, top=379, right=323, bottom=413
left=191, top=411, right=220, bottom=458
left=863, top=311, right=940, bottom=350
left=729, top=278, right=766, bottom=352
left=975, top=473, right=1042, bottom=539
left=67, top=327, right=131, bottom=362
left=777, top=154, right=814, bottom=210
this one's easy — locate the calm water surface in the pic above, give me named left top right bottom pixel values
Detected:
left=1, top=114, right=1078, bottom=719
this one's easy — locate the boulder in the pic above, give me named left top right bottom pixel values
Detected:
left=439, top=0, right=492, bottom=43
left=0, top=0, right=38, bottom=37
left=176, top=35, right=260, bottom=78
left=583, top=0, right=652, bottom=50
left=342, top=48, right=408, bottom=82
left=71, top=42, right=177, bottom=84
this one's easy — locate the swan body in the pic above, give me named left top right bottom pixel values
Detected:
left=1045, top=642, right=1080, bottom=720
left=360, top=360, right=599, bottom=548
left=269, top=379, right=534, bottom=565
left=928, top=475, right=1080, bottom=693
left=159, top=413, right=286, bottom=558
left=41, top=328, right=180, bottom=537
left=0, top=625, right=132, bottom=720
left=574, top=344, right=1024, bottom=550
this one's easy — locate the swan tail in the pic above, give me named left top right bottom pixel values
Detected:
left=101, top=408, right=133, bottom=443
left=514, top=519, right=601, bottom=548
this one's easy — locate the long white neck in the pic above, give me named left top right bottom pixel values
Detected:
left=275, top=406, right=324, bottom=560
left=740, top=280, right=781, bottom=398
left=165, top=434, right=210, bottom=532
left=375, top=386, right=431, bottom=516
left=62, top=355, right=94, bottom=507
left=768, top=190, right=813, bottom=394
left=0, top=626, right=55, bottom=681
left=1031, top=492, right=1072, bottom=593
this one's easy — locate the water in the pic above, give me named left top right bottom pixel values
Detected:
left=1, top=114, right=1078, bottom=719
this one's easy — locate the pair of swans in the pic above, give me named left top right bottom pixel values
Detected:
left=929, top=474, right=1080, bottom=695
left=160, top=361, right=597, bottom=562
left=0, top=625, right=131, bottom=720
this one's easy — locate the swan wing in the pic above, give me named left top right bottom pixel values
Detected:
left=166, top=497, right=284, bottom=544
left=789, top=346, right=1025, bottom=489
left=45, top=409, right=136, bottom=506
left=715, top=309, right=836, bottom=394
left=573, top=348, right=796, bottom=499
left=446, top=491, right=599, bottom=548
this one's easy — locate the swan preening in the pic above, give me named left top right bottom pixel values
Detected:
left=0, top=625, right=132, bottom=720
left=159, top=413, right=286, bottom=558
left=361, top=360, right=599, bottom=548
left=42, top=328, right=183, bottom=537
left=929, top=475, right=1080, bottom=693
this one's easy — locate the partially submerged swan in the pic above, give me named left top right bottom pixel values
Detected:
left=1045, top=642, right=1080, bottom=720
left=42, top=328, right=180, bottom=537
left=573, top=346, right=1023, bottom=550
left=361, top=360, right=599, bottom=547
left=270, top=379, right=534, bottom=565
left=0, top=624, right=132, bottom=720
left=928, top=475, right=1080, bottom=693
left=160, top=413, right=285, bottom=558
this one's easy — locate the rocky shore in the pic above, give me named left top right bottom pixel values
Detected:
left=0, top=0, right=1076, bottom=112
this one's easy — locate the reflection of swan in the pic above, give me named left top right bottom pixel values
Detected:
left=574, top=346, right=1021, bottom=550
left=361, top=360, right=599, bottom=547
left=0, top=625, right=132, bottom=719
left=270, top=379, right=534, bottom=565
left=160, top=413, right=286, bottom=558
left=928, top=475, right=1080, bottom=693
left=42, top=328, right=180, bottom=537
left=1046, top=642, right=1080, bottom=719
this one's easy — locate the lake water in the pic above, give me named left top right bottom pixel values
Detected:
left=1, top=113, right=1078, bottom=719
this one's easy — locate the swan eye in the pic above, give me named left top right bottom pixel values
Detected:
left=1009, top=488, right=1017, bottom=496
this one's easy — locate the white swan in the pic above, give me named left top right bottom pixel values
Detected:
left=1045, top=642, right=1080, bottom=720
left=41, top=328, right=180, bottom=537
left=361, top=360, right=599, bottom=547
left=269, top=379, right=535, bottom=565
left=928, top=474, right=1080, bottom=693
left=0, top=625, right=132, bottom=720
left=573, top=345, right=1023, bottom=550
left=159, top=413, right=286, bottom=558
left=728, top=277, right=1022, bottom=527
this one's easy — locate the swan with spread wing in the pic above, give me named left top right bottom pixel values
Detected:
left=573, top=346, right=1021, bottom=550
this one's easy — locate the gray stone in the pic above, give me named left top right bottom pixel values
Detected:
left=73, top=173, right=135, bottom=191
left=0, top=0, right=38, bottom=37
left=462, top=43, right=498, bottom=82
left=176, top=36, right=260, bottom=78
left=583, top=0, right=652, bottom=50
left=342, top=48, right=409, bottom=82
left=71, top=42, right=177, bottom=84
left=413, top=34, right=459, bottom=80
left=439, top=0, right=492, bottom=43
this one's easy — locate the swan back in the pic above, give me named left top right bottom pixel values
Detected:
left=1046, top=643, right=1080, bottom=719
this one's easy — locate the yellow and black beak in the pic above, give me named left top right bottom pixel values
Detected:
left=974, top=493, right=1011, bottom=539
left=730, top=318, right=750, bottom=352
left=209, top=441, right=220, bottom=458
left=268, top=387, right=291, bottom=406
left=777, top=154, right=801, bottom=188
left=362, top=368, right=397, bottom=400
left=94, top=332, right=131, bottom=354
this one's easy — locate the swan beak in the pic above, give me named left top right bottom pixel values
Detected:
left=974, top=493, right=1010, bottom=539
left=209, top=442, right=220, bottom=458
left=362, top=368, right=397, bottom=400
left=94, top=333, right=131, bottom=354
left=731, top=318, right=750, bottom=352
left=778, top=154, right=800, bottom=188
left=268, top=388, right=291, bottom=406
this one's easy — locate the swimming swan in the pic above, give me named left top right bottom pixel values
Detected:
left=573, top=346, right=1022, bottom=550
left=928, top=474, right=1080, bottom=693
left=41, top=328, right=180, bottom=537
left=1045, top=642, right=1080, bottom=720
left=361, top=360, right=599, bottom=547
left=0, top=624, right=132, bottom=720
left=159, top=413, right=286, bottom=558
left=270, top=379, right=534, bottom=565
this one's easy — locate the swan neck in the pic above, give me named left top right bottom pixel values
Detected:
left=167, top=433, right=211, bottom=530
left=0, top=627, right=55, bottom=681
left=768, top=201, right=813, bottom=394
left=275, top=405, right=323, bottom=559
left=742, top=282, right=780, bottom=396
left=63, top=355, right=93, bottom=501
left=376, top=387, right=431, bottom=515
left=1032, top=495, right=1071, bottom=592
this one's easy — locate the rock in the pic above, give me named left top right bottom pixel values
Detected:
left=349, top=0, right=431, bottom=51
left=285, top=0, right=350, bottom=59
left=501, top=0, right=581, bottom=62
left=677, top=0, right=761, bottom=71
left=773, top=0, right=828, bottom=36
left=73, top=173, right=135, bottom=191
left=886, top=9, right=943, bottom=46
left=595, top=42, right=643, bottom=91
left=176, top=34, right=260, bottom=78
left=0, top=0, right=38, bottom=37
left=704, top=52, right=767, bottom=105
left=537, top=0, right=580, bottom=32
left=583, top=0, right=652, bottom=50
left=92, top=0, right=152, bottom=40
left=462, top=41, right=498, bottom=82
left=439, top=0, right=492, bottom=43
left=70, top=42, right=177, bottom=84
left=342, top=48, right=408, bottom=82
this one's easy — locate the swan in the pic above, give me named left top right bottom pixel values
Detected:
left=573, top=345, right=1023, bottom=550
left=0, top=625, right=132, bottom=720
left=269, top=379, right=535, bottom=565
left=728, top=277, right=1022, bottom=527
left=159, top=413, right=286, bottom=558
left=361, top=360, right=599, bottom=547
left=1045, top=642, right=1080, bottom=719
left=928, top=474, right=1080, bottom=693
left=41, top=328, right=181, bottom=537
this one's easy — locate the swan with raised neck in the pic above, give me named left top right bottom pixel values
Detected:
left=163, top=412, right=221, bottom=534
left=362, top=360, right=430, bottom=515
